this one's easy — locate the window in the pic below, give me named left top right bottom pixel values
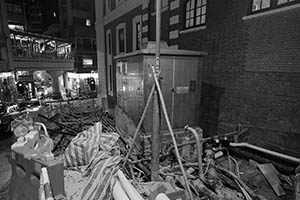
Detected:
left=252, top=0, right=271, bottom=11
left=116, top=23, right=126, bottom=54
left=250, top=0, right=298, bottom=13
left=108, top=65, right=113, bottom=95
left=277, top=0, right=295, bottom=4
left=6, top=3, right=22, bottom=14
left=117, top=61, right=127, bottom=75
left=136, top=23, right=141, bottom=50
left=105, top=0, right=115, bottom=14
left=86, top=19, right=91, bottom=26
left=118, top=29, right=125, bottom=53
left=185, top=0, right=207, bottom=29
left=132, top=15, right=142, bottom=51
left=108, top=33, right=112, bottom=54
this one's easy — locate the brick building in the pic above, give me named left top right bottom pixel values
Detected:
left=95, top=0, right=300, bottom=157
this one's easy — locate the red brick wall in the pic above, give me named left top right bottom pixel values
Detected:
left=237, top=7, right=300, bottom=156
left=166, top=0, right=300, bottom=157
left=245, top=7, right=300, bottom=72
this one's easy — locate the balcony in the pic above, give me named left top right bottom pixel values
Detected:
left=10, top=30, right=74, bottom=71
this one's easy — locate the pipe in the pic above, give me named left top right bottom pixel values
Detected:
left=184, top=125, right=203, bottom=178
left=155, top=193, right=171, bottom=200
left=112, top=180, right=130, bottom=200
left=151, top=66, right=194, bottom=200
left=117, top=170, right=144, bottom=200
left=152, top=0, right=162, bottom=181
left=230, top=142, right=300, bottom=164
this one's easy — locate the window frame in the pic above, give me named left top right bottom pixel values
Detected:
left=106, top=29, right=113, bottom=96
left=108, top=64, right=113, bottom=95
left=249, top=0, right=299, bottom=14
left=105, top=0, right=112, bottom=14
left=132, top=15, right=142, bottom=51
left=184, top=0, right=207, bottom=30
left=116, top=23, right=126, bottom=55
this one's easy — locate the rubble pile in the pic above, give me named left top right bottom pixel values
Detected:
left=8, top=100, right=299, bottom=200
left=119, top=129, right=298, bottom=200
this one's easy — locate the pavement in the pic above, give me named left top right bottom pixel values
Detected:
left=0, top=134, right=13, bottom=200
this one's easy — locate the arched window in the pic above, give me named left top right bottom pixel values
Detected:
left=185, top=0, right=207, bottom=28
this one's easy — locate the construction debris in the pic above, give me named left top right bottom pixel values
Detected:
left=7, top=99, right=299, bottom=200
left=257, top=163, right=286, bottom=196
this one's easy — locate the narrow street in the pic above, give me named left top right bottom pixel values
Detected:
left=1, top=0, right=300, bottom=199
left=0, top=133, right=13, bottom=200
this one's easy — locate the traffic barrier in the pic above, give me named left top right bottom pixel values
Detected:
left=9, top=122, right=66, bottom=200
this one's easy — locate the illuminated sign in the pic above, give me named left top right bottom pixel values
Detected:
left=83, top=58, right=93, bottom=66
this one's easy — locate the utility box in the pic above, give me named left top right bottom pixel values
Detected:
left=115, top=42, right=206, bottom=135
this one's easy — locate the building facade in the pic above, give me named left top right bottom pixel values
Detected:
left=1, top=0, right=74, bottom=101
left=59, top=0, right=97, bottom=73
left=5, top=0, right=60, bottom=34
left=96, top=0, right=300, bottom=157
left=0, top=0, right=13, bottom=72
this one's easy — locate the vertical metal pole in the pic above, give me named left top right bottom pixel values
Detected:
left=151, top=0, right=161, bottom=181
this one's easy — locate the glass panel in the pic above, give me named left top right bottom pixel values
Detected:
left=196, top=16, right=201, bottom=25
left=252, top=0, right=262, bottom=11
left=187, top=1, right=190, bottom=10
left=191, top=0, right=195, bottom=8
left=201, top=15, right=206, bottom=24
left=197, top=0, right=201, bottom=6
left=136, top=22, right=141, bottom=50
left=261, top=0, right=270, bottom=9
left=202, top=0, right=206, bottom=5
left=202, top=6, right=206, bottom=14
left=119, top=28, right=125, bottom=53
left=186, top=11, right=190, bottom=19
left=196, top=7, right=201, bottom=16
left=277, top=0, right=288, bottom=4
left=185, top=20, right=189, bottom=28
left=190, top=18, right=194, bottom=26
left=191, top=9, right=194, bottom=17
left=109, top=65, right=113, bottom=91
left=108, top=34, right=111, bottom=54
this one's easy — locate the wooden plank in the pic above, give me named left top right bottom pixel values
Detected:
left=257, top=163, right=286, bottom=196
